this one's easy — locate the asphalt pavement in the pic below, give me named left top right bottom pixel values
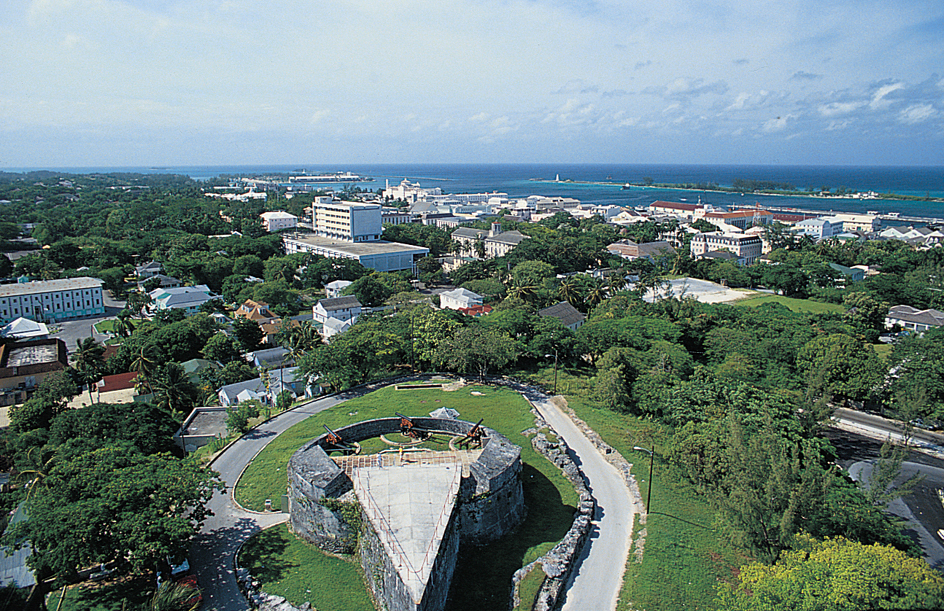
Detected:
left=190, top=391, right=360, bottom=611
left=849, top=460, right=944, bottom=570
left=528, top=393, right=637, bottom=611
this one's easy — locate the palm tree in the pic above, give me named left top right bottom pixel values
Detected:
left=150, top=363, right=196, bottom=417
left=130, top=345, right=157, bottom=393
left=586, top=278, right=608, bottom=309
left=558, top=276, right=579, bottom=306
left=145, top=580, right=202, bottom=611
left=73, top=336, right=105, bottom=403
left=113, top=309, right=136, bottom=338
left=15, top=446, right=55, bottom=502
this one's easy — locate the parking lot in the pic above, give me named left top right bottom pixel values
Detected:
left=47, top=290, right=126, bottom=351
left=643, top=277, right=757, bottom=304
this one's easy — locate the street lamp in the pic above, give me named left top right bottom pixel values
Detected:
left=544, top=348, right=559, bottom=395
left=633, top=446, right=654, bottom=512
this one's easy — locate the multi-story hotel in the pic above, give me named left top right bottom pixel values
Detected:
left=314, top=200, right=383, bottom=242
left=282, top=199, right=429, bottom=273
left=0, top=277, right=105, bottom=323
left=690, top=233, right=763, bottom=265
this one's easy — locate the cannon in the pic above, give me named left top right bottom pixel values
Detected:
left=396, top=412, right=430, bottom=440
left=323, top=424, right=355, bottom=451
left=455, top=418, right=487, bottom=449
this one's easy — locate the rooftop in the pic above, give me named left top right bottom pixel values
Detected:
left=285, top=234, right=429, bottom=257
left=0, top=276, right=103, bottom=297
left=538, top=301, right=586, bottom=327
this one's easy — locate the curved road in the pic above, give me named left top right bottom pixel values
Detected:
left=191, top=382, right=637, bottom=611
left=190, top=387, right=380, bottom=611
left=526, top=391, right=637, bottom=611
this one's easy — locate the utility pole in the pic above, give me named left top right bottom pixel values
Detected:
left=633, top=446, right=654, bottom=512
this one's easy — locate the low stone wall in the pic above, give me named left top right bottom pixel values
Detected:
left=511, top=418, right=596, bottom=611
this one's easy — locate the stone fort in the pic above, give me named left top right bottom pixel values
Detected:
left=287, top=415, right=526, bottom=611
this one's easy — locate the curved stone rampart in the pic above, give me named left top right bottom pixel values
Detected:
left=287, top=416, right=526, bottom=609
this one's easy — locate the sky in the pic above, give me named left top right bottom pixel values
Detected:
left=1, top=0, right=944, bottom=168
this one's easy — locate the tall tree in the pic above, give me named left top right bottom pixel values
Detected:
left=4, top=447, right=223, bottom=580
left=717, top=534, right=944, bottom=611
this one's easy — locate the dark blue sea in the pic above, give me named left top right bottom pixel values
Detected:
left=10, top=163, right=944, bottom=220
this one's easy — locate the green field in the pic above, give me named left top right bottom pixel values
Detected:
left=239, top=524, right=374, bottom=611
left=235, top=384, right=578, bottom=611
left=731, top=293, right=844, bottom=314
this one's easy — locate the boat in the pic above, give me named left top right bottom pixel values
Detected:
left=622, top=183, right=631, bottom=190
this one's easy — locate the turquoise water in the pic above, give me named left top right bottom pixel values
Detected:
left=8, top=163, right=944, bottom=218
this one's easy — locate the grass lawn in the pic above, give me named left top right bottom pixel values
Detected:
left=523, top=366, right=751, bottom=611
left=45, top=574, right=153, bottom=611
left=874, top=342, right=894, bottom=361
left=239, top=523, right=374, bottom=611
left=236, top=384, right=578, bottom=611
left=94, top=319, right=117, bottom=334
left=731, top=293, right=844, bottom=314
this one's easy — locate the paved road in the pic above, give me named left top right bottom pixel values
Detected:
left=190, top=388, right=373, bottom=611
left=528, top=393, right=637, bottom=611
left=849, top=460, right=944, bottom=570
left=833, top=407, right=944, bottom=459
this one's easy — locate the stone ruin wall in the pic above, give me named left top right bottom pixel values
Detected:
left=286, top=417, right=526, bottom=611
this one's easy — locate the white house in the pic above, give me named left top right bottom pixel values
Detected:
left=217, top=367, right=309, bottom=406
left=322, top=316, right=355, bottom=340
left=439, top=288, right=484, bottom=310
left=313, top=295, right=362, bottom=326
left=325, top=280, right=353, bottom=299
left=260, top=211, right=298, bottom=232
left=148, top=285, right=219, bottom=315
left=885, top=305, right=944, bottom=334
left=794, top=217, right=843, bottom=240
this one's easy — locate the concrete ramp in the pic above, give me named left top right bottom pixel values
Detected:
left=353, top=462, right=461, bottom=604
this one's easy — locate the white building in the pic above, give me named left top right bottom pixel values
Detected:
left=260, top=211, right=298, bottom=232
left=282, top=198, right=430, bottom=274
left=885, top=305, right=944, bottom=333
left=381, top=208, right=414, bottom=225
left=148, top=285, right=219, bottom=315
left=313, top=296, right=362, bottom=327
left=827, top=213, right=881, bottom=233
left=794, top=217, right=844, bottom=240
left=314, top=200, right=383, bottom=242
left=383, top=179, right=443, bottom=203
left=0, top=277, right=105, bottom=324
left=325, top=280, right=353, bottom=299
left=690, top=233, right=763, bottom=265
left=439, top=288, right=483, bottom=310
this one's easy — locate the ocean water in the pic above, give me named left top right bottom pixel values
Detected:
left=10, top=163, right=944, bottom=219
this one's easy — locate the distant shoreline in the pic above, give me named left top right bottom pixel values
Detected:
left=529, top=178, right=944, bottom=204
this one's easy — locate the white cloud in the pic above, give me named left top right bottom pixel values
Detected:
left=899, top=104, right=937, bottom=124
left=819, top=101, right=862, bottom=117
left=762, top=115, right=792, bottom=133
left=2, top=0, right=944, bottom=164
left=869, top=82, right=904, bottom=109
